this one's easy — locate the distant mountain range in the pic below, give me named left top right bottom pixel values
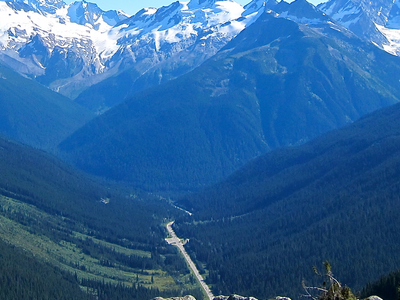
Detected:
left=0, top=0, right=265, bottom=105
left=2, top=0, right=400, bottom=112
left=2, top=0, right=400, bottom=192
left=58, top=0, right=400, bottom=191
left=0, top=0, right=128, bottom=99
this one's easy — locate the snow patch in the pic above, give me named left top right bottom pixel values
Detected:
left=376, top=23, right=400, bottom=55
left=279, top=11, right=322, bottom=24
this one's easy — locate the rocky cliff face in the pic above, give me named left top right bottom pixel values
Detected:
left=318, top=0, right=400, bottom=55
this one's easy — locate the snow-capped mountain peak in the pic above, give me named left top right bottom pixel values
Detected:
left=3, top=0, right=400, bottom=107
left=318, top=0, right=400, bottom=55
left=243, top=0, right=277, bottom=16
left=0, top=0, right=259, bottom=99
left=29, top=0, right=65, bottom=13
left=277, top=0, right=329, bottom=25
left=3, top=0, right=66, bottom=14
left=121, top=0, right=245, bottom=32
left=66, top=1, right=128, bottom=28
left=116, top=0, right=247, bottom=53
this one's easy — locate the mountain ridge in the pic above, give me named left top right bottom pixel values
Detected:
left=0, top=0, right=266, bottom=103
left=58, top=2, right=400, bottom=192
left=318, top=0, right=400, bottom=55
left=3, top=0, right=400, bottom=113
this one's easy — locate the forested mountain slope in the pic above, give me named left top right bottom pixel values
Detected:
left=178, top=99, right=400, bottom=218
left=0, top=238, right=89, bottom=300
left=361, top=268, right=400, bottom=300
left=0, top=136, right=204, bottom=299
left=0, top=63, right=93, bottom=150
left=173, top=101, right=400, bottom=299
left=59, top=2, right=400, bottom=192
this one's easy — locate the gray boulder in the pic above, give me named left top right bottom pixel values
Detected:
left=365, top=296, right=384, bottom=300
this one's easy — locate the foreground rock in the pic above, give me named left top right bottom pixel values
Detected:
left=152, top=296, right=196, bottom=300
left=152, top=295, right=384, bottom=300
left=365, top=297, right=383, bottom=300
left=214, top=295, right=260, bottom=300
left=152, top=295, right=290, bottom=300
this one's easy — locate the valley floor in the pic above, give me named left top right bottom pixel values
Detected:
left=166, top=221, right=214, bottom=300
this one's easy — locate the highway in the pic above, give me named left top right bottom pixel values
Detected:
left=165, top=221, right=214, bottom=300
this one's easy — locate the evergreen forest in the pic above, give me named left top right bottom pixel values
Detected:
left=0, top=136, right=204, bottom=299
left=173, top=102, right=400, bottom=298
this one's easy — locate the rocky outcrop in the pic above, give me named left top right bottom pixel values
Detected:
left=214, top=295, right=259, bottom=300
left=152, top=296, right=196, bottom=300
left=365, top=297, right=384, bottom=300
left=152, top=295, right=266, bottom=300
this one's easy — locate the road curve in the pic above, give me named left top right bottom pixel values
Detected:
left=165, top=221, right=214, bottom=300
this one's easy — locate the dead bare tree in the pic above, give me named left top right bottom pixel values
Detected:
left=302, top=261, right=356, bottom=300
